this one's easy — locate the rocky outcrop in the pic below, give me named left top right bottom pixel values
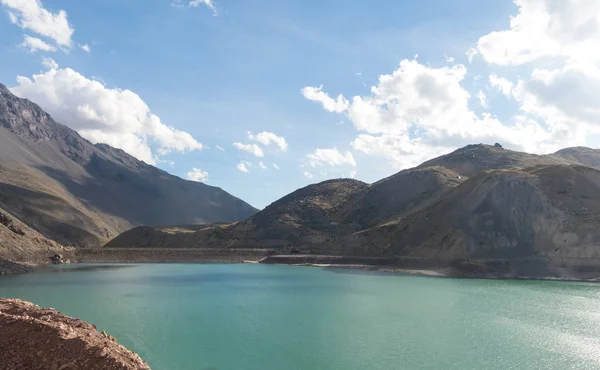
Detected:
left=0, top=206, right=68, bottom=274
left=0, top=299, right=150, bottom=369
left=50, top=254, right=70, bottom=264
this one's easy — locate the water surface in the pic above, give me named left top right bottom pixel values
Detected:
left=1, top=264, right=600, bottom=369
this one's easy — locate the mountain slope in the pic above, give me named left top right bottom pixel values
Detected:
left=106, top=179, right=369, bottom=248
left=106, top=166, right=466, bottom=249
left=0, top=206, right=65, bottom=274
left=344, top=165, right=600, bottom=263
left=0, top=83, right=257, bottom=247
left=106, top=144, right=600, bottom=278
left=342, top=166, right=465, bottom=228
left=554, top=147, right=600, bottom=169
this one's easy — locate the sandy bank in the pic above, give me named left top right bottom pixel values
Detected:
left=0, top=298, right=149, bottom=369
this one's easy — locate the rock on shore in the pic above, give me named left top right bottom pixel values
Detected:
left=0, top=298, right=150, bottom=369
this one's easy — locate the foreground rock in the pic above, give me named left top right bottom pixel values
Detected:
left=0, top=299, right=150, bottom=369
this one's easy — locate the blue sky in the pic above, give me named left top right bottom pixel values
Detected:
left=1, top=0, right=599, bottom=209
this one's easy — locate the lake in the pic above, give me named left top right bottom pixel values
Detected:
left=1, top=263, right=600, bottom=369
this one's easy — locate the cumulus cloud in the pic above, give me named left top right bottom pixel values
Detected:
left=1, top=0, right=74, bottom=48
left=303, top=55, right=585, bottom=169
left=303, top=171, right=313, bottom=179
left=302, top=85, right=349, bottom=113
left=237, top=160, right=251, bottom=173
left=248, top=131, right=288, bottom=151
left=79, top=43, right=90, bottom=53
left=258, top=161, right=267, bottom=169
left=187, top=167, right=208, bottom=182
left=475, top=0, right=600, bottom=66
left=472, top=0, right=600, bottom=152
left=19, top=34, right=55, bottom=52
left=232, top=142, right=264, bottom=157
left=307, top=148, right=356, bottom=168
left=233, top=131, right=287, bottom=157
left=10, top=61, right=204, bottom=164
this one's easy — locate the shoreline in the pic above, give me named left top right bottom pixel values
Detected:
left=4, top=249, right=600, bottom=282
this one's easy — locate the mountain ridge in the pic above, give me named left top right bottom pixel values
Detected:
left=0, top=82, right=258, bottom=248
left=105, top=144, right=600, bottom=278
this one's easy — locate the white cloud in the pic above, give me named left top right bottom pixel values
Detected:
left=1, top=0, right=74, bottom=48
left=10, top=61, right=204, bottom=164
left=303, top=171, right=313, bottom=179
left=173, top=0, right=217, bottom=14
left=272, top=163, right=280, bottom=170
left=79, top=43, right=90, bottom=53
left=232, top=142, right=264, bottom=157
left=189, top=0, right=215, bottom=10
left=302, top=85, right=349, bottom=113
left=307, top=148, right=356, bottom=168
left=19, top=34, right=55, bottom=52
left=215, top=145, right=224, bottom=151
left=187, top=167, right=208, bottom=182
left=445, top=55, right=455, bottom=64
left=475, top=0, right=600, bottom=66
left=41, top=57, right=57, bottom=69
left=248, top=131, right=288, bottom=151
left=471, top=1, right=600, bottom=153
left=489, top=73, right=514, bottom=96
left=303, top=56, right=583, bottom=169
left=466, top=47, right=479, bottom=63
left=237, top=160, right=251, bottom=173
left=258, top=161, right=267, bottom=169
left=477, top=90, right=489, bottom=108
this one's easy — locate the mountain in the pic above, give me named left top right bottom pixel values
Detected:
left=106, top=144, right=600, bottom=277
left=554, top=147, right=600, bottom=169
left=0, top=83, right=257, bottom=248
left=106, top=178, right=369, bottom=248
left=343, top=165, right=600, bottom=260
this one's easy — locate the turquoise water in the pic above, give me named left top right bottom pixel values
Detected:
left=1, top=264, right=600, bottom=369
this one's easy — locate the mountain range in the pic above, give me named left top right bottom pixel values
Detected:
left=3, top=80, right=600, bottom=278
left=107, top=143, right=600, bottom=277
left=0, top=83, right=257, bottom=254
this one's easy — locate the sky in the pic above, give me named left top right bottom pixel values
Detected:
left=1, top=0, right=600, bottom=209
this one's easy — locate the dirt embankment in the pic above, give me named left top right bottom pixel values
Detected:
left=0, top=207, right=69, bottom=275
left=0, top=298, right=149, bottom=369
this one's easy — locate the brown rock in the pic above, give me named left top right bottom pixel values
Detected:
left=0, top=298, right=150, bottom=369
